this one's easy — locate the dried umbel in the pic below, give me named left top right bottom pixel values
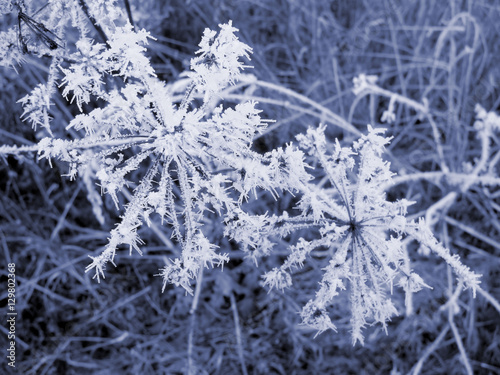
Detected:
left=251, top=125, right=480, bottom=344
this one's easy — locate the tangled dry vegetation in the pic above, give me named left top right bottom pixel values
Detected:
left=1, top=0, right=500, bottom=374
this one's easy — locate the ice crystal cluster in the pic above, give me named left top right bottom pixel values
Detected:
left=252, top=125, right=480, bottom=344
left=0, top=0, right=483, bottom=344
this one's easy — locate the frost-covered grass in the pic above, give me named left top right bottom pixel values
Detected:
left=1, top=0, right=500, bottom=374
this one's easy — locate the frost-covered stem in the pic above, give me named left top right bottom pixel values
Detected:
left=189, top=264, right=204, bottom=315
left=253, top=80, right=360, bottom=135
left=123, top=0, right=134, bottom=26
left=187, top=264, right=204, bottom=375
left=359, top=239, right=381, bottom=290
left=357, top=232, right=384, bottom=270
left=311, top=144, right=352, bottom=219
left=142, top=77, right=167, bottom=127
left=165, top=170, right=184, bottom=246
left=180, top=81, right=197, bottom=112
left=401, top=242, right=414, bottom=316
left=444, top=216, right=500, bottom=250
left=43, top=56, right=64, bottom=136
left=426, top=115, right=449, bottom=173
left=50, top=183, right=82, bottom=241
left=77, top=0, right=108, bottom=44
left=476, top=286, right=500, bottom=315
left=410, top=325, right=450, bottom=375
left=121, top=188, right=178, bottom=253
left=350, top=237, right=365, bottom=345
left=356, top=82, right=428, bottom=115
left=405, top=222, right=480, bottom=296
left=176, top=155, right=196, bottom=246
left=230, top=292, right=248, bottom=375
left=488, top=150, right=500, bottom=175
left=69, top=136, right=153, bottom=151
left=386, top=171, right=451, bottom=188
left=464, top=121, right=490, bottom=191
left=384, top=172, right=500, bottom=190
left=0, top=144, right=39, bottom=155
left=424, top=121, right=490, bottom=227
left=223, top=94, right=342, bottom=139
left=273, top=216, right=345, bottom=234
left=425, top=191, right=457, bottom=228
left=448, top=303, right=473, bottom=375
left=439, top=273, right=463, bottom=313
left=85, top=159, right=158, bottom=281
left=356, top=83, right=449, bottom=173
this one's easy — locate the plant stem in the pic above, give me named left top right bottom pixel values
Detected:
left=187, top=264, right=204, bottom=375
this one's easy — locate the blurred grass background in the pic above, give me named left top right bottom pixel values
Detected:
left=1, top=0, right=500, bottom=374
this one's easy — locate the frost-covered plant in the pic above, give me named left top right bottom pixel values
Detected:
left=239, top=125, right=482, bottom=344
left=2, top=5, right=308, bottom=294
left=0, top=0, right=484, bottom=347
left=75, top=22, right=308, bottom=293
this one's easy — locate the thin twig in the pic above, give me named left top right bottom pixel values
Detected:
left=444, top=263, right=473, bottom=375
left=476, top=286, right=500, bottom=315
left=187, top=265, right=204, bottom=375
left=409, top=324, right=450, bottom=375
left=445, top=216, right=500, bottom=250
left=253, top=80, right=360, bottom=135
left=50, top=183, right=82, bottom=241
left=77, top=0, right=108, bottom=44
left=449, top=305, right=473, bottom=375
left=229, top=292, right=249, bottom=375
left=123, top=0, right=134, bottom=27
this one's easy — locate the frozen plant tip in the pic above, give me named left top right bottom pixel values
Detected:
left=189, top=21, right=252, bottom=103
left=258, top=125, right=480, bottom=345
